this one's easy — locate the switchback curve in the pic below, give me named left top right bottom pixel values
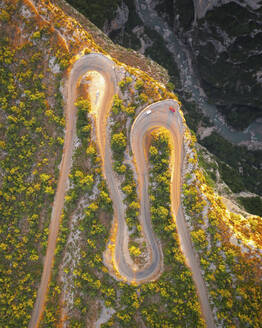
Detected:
left=29, top=53, right=117, bottom=328
left=29, top=53, right=214, bottom=328
left=130, top=101, right=215, bottom=327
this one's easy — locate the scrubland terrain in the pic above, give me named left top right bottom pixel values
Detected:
left=0, top=1, right=261, bottom=327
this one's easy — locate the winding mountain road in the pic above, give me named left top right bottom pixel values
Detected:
left=130, top=102, right=215, bottom=327
left=29, top=53, right=214, bottom=328
left=28, top=54, right=116, bottom=328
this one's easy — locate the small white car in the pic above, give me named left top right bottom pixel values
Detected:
left=146, top=110, right=151, bottom=115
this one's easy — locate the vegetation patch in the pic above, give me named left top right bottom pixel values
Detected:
left=182, top=129, right=262, bottom=327
left=0, top=1, right=68, bottom=324
left=147, top=130, right=204, bottom=327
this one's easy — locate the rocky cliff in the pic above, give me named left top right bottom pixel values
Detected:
left=156, top=0, right=262, bottom=129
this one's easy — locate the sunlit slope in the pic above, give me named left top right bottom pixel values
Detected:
left=0, top=0, right=261, bottom=327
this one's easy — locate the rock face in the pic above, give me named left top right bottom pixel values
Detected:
left=101, top=0, right=262, bottom=129
left=103, top=1, right=129, bottom=35
left=159, top=0, right=262, bottom=129
left=192, top=0, right=262, bottom=20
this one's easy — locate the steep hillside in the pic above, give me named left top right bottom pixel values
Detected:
left=0, top=1, right=261, bottom=328
left=65, top=0, right=262, bottom=216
